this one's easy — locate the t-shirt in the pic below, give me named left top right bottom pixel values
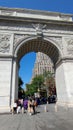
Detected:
left=13, top=103, right=17, bottom=107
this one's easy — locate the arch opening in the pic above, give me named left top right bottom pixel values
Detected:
left=15, top=38, right=60, bottom=65
left=14, top=38, right=60, bottom=101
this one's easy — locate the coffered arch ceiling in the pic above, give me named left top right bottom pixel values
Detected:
left=15, top=38, right=60, bottom=65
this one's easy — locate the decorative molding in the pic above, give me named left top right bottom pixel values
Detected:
left=0, top=21, right=73, bottom=36
left=67, top=39, right=73, bottom=56
left=0, top=34, right=10, bottom=53
left=0, top=22, right=35, bottom=32
left=1, top=10, right=13, bottom=16
left=14, top=34, right=31, bottom=48
left=46, top=36, right=62, bottom=50
left=32, top=23, right=46, bottom=36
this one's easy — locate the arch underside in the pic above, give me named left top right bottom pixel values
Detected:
left=16, top=38, right=60, bottom=65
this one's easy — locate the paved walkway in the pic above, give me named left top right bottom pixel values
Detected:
left=0, top=104, right=73, bottom=130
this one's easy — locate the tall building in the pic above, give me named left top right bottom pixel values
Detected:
left=32, top=52, right=54, bottom=78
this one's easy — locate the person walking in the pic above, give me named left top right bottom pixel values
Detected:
left=12, top=99, right=17, bottom=114
left=28, top=98, right=33, bottom=115
left=32, top=98, right=36, bottom=114
left=17, top=99, right=21, bottom=114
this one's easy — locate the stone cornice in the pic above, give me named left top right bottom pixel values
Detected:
left=0, top=7, right=73, bottom=25
left=0, top=6, right=72, bottom=17
left=56, top=57, right=73, bottom=68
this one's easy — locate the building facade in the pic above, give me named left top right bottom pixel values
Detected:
left=32, top=52, right=54, bottom=78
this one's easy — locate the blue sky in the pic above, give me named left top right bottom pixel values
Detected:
left=0, top=0, right=73, bottom=14
left=19, top=52, right=36, bottom=88
left=0, top=0, right=73, bottom=88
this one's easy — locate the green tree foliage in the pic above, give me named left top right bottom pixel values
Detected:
left=43, top=71, right=54, bottom=84
left=32, top=75, right=44, bottom=89
left=18, top=77, right=23, bottom=88
left=25, top=72, right=56, bottom=97
left=25, top=74, right=44, bottom=96
left=43, top=71, right=55, bottom=96
left=18, top=77, right=25, bottom=98
left=25, top=83, right=36, bottom=96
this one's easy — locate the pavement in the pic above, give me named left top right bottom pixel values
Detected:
left=0, top=104, right=73, bottom=130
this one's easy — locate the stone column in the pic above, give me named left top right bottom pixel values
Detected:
left=56, top=59, right=73, bottom=108
left=0, top=33, right=14, bottom=112
left=10, top=57, right=18, bottom=108
left=0, top=58, right=12, bottom=112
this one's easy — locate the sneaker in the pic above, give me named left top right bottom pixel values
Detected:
left=29, top=113, right=32, bottom=115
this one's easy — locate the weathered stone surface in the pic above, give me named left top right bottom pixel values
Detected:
left=0, top=7, right=73, bottom=112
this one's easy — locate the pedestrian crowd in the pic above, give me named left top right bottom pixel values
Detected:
left=11, top=97, right=37, bottom=115
left=11, top=95, right=56, bottom=115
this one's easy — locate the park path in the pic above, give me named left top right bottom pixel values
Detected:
left=0, top=104, right=73, bottom=130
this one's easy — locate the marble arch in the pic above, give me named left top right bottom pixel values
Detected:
left=0, top=7, right=73, bottom=112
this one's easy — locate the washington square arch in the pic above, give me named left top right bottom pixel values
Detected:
left=0, top=7, right=73, bottom=112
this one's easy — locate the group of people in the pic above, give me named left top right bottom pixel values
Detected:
left=11, top=97, right=37, bottom=115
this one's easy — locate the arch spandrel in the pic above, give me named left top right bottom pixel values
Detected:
left=14, top=35, right=62, bottom=65
left=65, top=37, right=73, bottom=56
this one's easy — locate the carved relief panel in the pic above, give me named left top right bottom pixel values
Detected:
left=0, top=34, right=12, bottom=55
left=67, top=38, right=73, bottom=56
left=63, top=37, right=73, bottom=57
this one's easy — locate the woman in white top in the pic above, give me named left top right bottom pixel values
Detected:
left=12, top=100, right=17, bottom=114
